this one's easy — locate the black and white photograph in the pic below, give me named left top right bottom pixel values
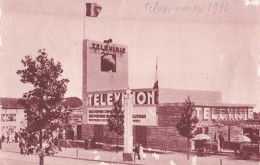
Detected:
left=1, top=0, right=260, bottom=164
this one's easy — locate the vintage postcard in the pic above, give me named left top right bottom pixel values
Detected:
left=0, top=0, right=260, bottom=164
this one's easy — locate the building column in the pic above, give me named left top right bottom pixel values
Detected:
left=123, top=89, right=134, bottom=161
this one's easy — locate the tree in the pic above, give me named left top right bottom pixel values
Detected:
left=107, top=101, right=124, bottom=152
left=17, top=49, right=70, bottom=165
left=176, top=97, right=199, bottom=160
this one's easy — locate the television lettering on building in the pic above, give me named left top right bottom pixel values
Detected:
left=212, top=108, right=247, bottom=114
left=90, top=42, right=126, bottom=55
left=87, top=90, right=156, bottom=106
left=86, top=89, right=157, bottom=126
left=200, top=107, right=250, bottom=120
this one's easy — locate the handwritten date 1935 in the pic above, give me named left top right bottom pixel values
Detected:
left=208, top=2, right=229, bottom=14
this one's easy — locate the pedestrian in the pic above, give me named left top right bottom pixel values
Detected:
left=19, top=140, right=24, bottom=154
left=218, top=132, right=224, bottom=152
left=9, top=133, right=14, bottom=143
left=84, top=139, right=89, bottom=150
left=90, top=137, right=96, bottom=149
left=7, top=135, right=10, bottom=143
left=46, top=142, right=54, bottom=156
left=139, top=143, right=145, bottom=160
left=134, top=143, right=140, bottom=160
left=15, top=132, right=18, bottom=143
left=1, top=135, right=5, bottom=143
left=191, top=155, right=197, bottom=165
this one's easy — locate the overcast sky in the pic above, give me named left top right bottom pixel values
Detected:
left=1, top=0, right=260, bottom=110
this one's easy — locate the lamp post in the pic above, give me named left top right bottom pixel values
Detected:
left=123, top=88, right=134, bottom=161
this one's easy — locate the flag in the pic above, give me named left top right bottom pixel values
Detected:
left=153, top=57, right=158, bottom=89
left=86, top=3, right=102, bottom=17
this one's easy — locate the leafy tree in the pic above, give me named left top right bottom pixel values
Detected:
left=107, top=101, right=124, bottom=152
left=17, top=49, right=70, bottom=165
left=176, top=97, right=199, bottom=160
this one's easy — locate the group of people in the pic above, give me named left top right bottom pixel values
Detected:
left=0, top=133, right=20, bottom=149
left=1, top=133, right=19, bottom=143
left=134, top=143, right=145, bottom=160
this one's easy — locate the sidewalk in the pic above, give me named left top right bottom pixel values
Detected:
left=41, top=147, right=260, bottom=165
left=1, top=143, right=260, bottom=165
left=55, top=147, right=142, bottom=164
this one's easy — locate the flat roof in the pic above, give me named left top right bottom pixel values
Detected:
left=159, top=102, right=255, bottom=108
left=195, top=102, right=255, bottom=107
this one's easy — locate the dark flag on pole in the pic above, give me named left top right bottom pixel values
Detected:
left=153, top=57, right=159, bottom=104
left=86, top=3, right=102, bottom=17
left=153, top=58, right=159, bottom=89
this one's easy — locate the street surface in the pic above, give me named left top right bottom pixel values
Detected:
left=0, top=142, right=259, bottom=165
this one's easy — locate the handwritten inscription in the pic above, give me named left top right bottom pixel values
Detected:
left=144, top=1, right=229, bottom=15
left=245, top=0, right=260, bottom=6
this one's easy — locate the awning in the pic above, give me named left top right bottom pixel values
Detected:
left=241, top=124, right=260, bottom=129
left=215, top=119, right=245, bottom=121
left=197, top=123, right=224, bottom=127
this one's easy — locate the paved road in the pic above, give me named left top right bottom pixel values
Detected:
left=1, top=142, right=260, bottom=165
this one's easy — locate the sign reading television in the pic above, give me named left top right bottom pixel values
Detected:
left=86, top=89, right=158, bottom=126
left=87, top=90, right=156, bottom=106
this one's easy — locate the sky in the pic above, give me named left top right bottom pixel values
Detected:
left=1, top=0, right=260, bottom=110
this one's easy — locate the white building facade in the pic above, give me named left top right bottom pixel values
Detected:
left=0, top=98, right=27, bottom=136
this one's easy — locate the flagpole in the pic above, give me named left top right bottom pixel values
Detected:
left=83, top=15, right=86, bottom=39
left=153, top=56, right=159, bottom=104
left=156, top=56, right=159, bottom=104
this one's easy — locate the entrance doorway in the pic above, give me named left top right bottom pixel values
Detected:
left=76, top=125, right=82, bottom=140
left=135, top=126, right=147, bottom=146
left=94, top=125, right=104, bottom=142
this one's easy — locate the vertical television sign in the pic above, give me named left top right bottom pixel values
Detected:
left=82, top=39, right=129, bottom=124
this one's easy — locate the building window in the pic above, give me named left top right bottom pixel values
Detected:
left=1, top=114, right=16, bottom=122
left=2, top=126, right=16, bottom=134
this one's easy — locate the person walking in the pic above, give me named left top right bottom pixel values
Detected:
left=1, top=135, right=5, bottom=143
left=134, top=143, right=140, bottom=160
left=19, top=140, right=24, bottom=154
left=139, top=143, right=145, bottom=160
left=84, top=139, right=89, bottom=150
left=15, top=132, right=18, bottom=143
left=7, top=135, right=10, bottom=143
left=90, top=137, right=96, bottom=149
left=218, top=132, right=225, bottom=152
